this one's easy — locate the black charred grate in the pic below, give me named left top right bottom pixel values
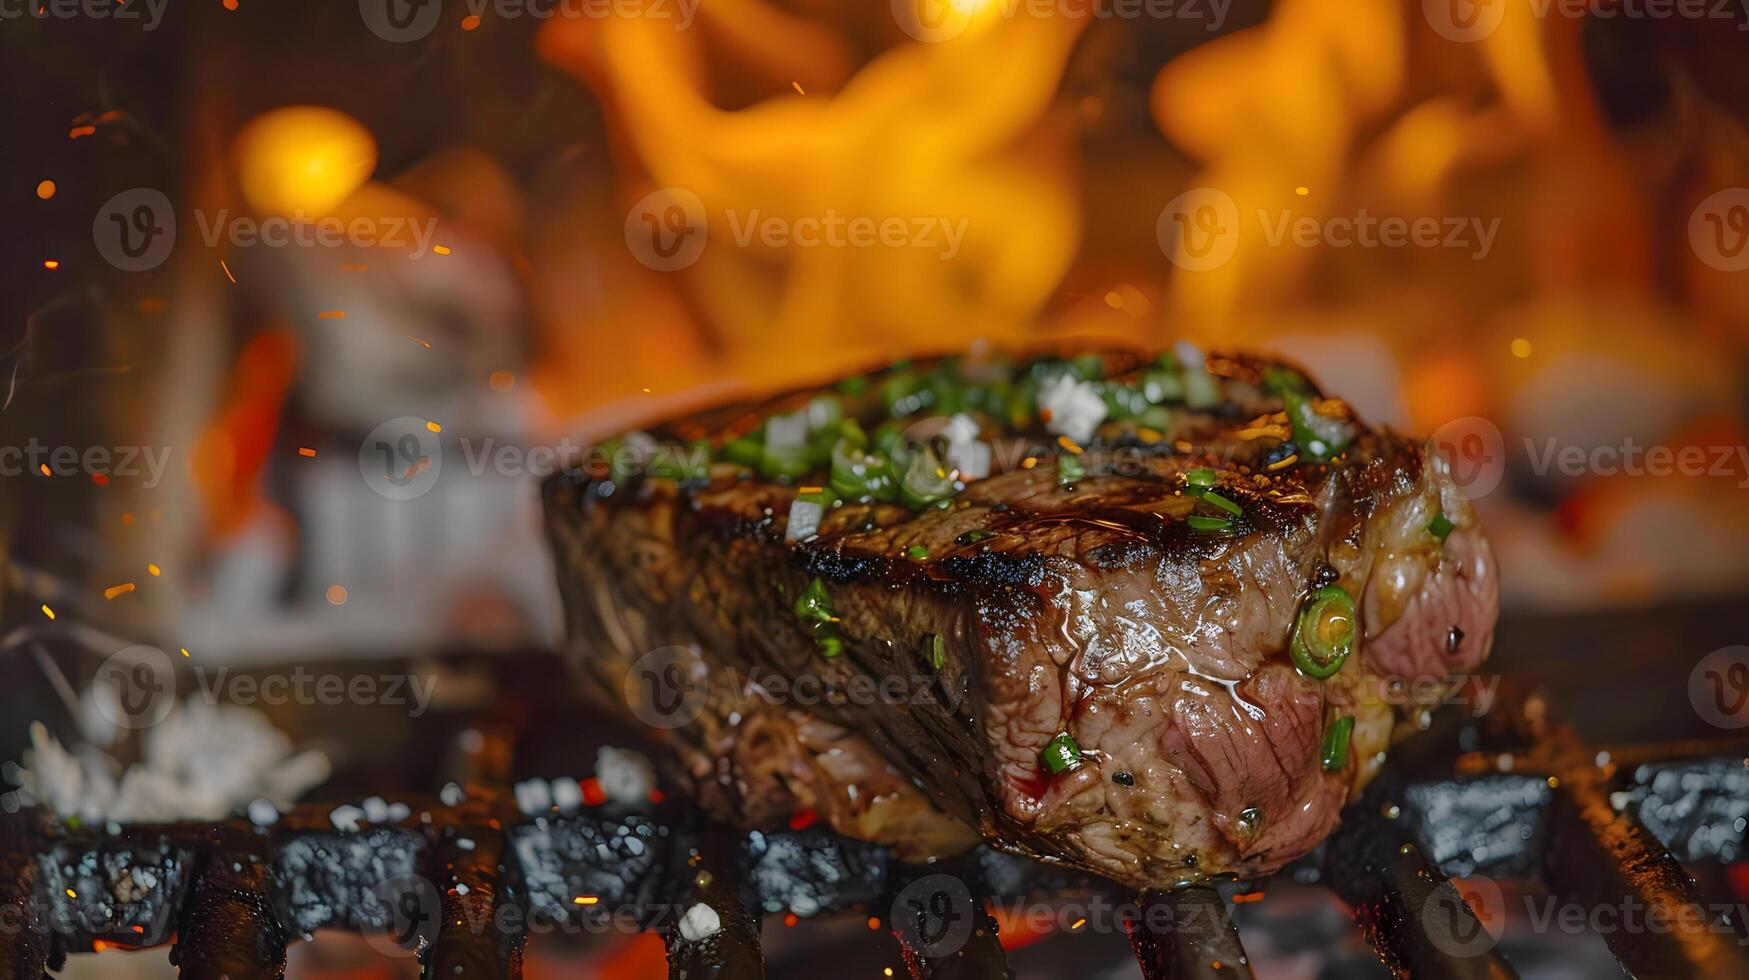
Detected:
left=2, top=707, right=1748, bottom=980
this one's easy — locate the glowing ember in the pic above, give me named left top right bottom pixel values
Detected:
left=35, top=180, right=54, bottom=199
left=147, top=564, right=162, bottom=576
left=232, top=106, right=377, bottom=216
left=297, top=447, right=316, bottom=458
left=104, top=583, right=135, bottom=600
left=40, top=605, right=54, bottom=620
left=325, top=585, right=348, bottom=605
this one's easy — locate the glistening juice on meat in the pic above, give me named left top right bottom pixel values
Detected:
left=543, top=348, right=1499, bottom=889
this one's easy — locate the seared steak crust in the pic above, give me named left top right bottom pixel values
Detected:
left=544, top=350, right=1498, bottom=886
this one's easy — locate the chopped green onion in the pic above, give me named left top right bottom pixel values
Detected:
left=1280, top=388, right=1353, bottom=463
left=925, top=633, right=946, bottom=670
left=908, top=544, right=930, bottom=560
left=1184, top=468, right=1216, bottom=492
left=806, top=394, right=843, bottom=430
left=1201, top=490, right=1242, bottom=518
left=1099, top=381, right=1151, bottom=420
left=1291, top=585, right=1356, bottom=680
left=1142, top=368, right=1184, bottom=404
left=1070, top=353, right=1106, bottom=380
left=882, top=372, right=934, bottom=418
left=1428, top=512, right=1455, bottom=541
left=897, top=440, right=956, bottom=509
left=1321, top=715, right=1355, bottom=772
left=957, top=529, right=994, bottom=546
left=761, top=443, right=814, bottom=481
left=829, top=430, right=897, bottom=502
left=1186, top=514, right=1233, bottom=532
left=794, top=577, right=844, bottom=657
left=794, top=577, right=834, bottom=623
left=648, top=439, right=711, bottom=481
left=721, top=434, right=764, bottom=469
left=1058, top=453, right=1086, bottom=484
left=1042, top=732, right=1083, bottom=774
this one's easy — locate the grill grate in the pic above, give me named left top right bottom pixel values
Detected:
left=2, top=708, right=1747, bottom=980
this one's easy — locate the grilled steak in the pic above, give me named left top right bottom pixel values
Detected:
left=543, top=349, right=1498, bottom=887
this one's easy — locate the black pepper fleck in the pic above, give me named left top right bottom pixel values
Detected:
left=1112, top=771, right=1135, bottom=787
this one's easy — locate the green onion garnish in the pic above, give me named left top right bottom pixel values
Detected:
left=925, top=633, right=946, bottom=670
left=794, top=577, right=844, bottom=657
left=721, top=435, right=764, bottom=469
left=908, top=545, right=930, bottom=560
left=1186, top=514, right=1233, bottom=532
left=1201, top=490, right=1242, bottom=517
left=1042, top=732, right=1083, bottom=774
left=829, top=430, right=897, bottom=503
left=1185, top=468, right=1217, bottom=492
left=1428, top=512, right=1455, bottom=541
left=1291, top=585, right=1355, bottom=680
left=1321, top=715, right=1355, bottom=772
left=897, top=441, right=956, bottom=509
left=1058, top=454, right=1086, bottom=484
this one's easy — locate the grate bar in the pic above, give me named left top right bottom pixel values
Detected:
left=1544, top=776, right=1749, bottom=980
left=1125, top=887, right=1253, bottom=980
left=665, top=828, right=765, bottom=980
left=170, top=827, right=287, bottom=980
left=426, top=830, right=524, bottom=979
left=0, top=848, right=49, bottom=980
left=894, top=897, right=1008, bottom=980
